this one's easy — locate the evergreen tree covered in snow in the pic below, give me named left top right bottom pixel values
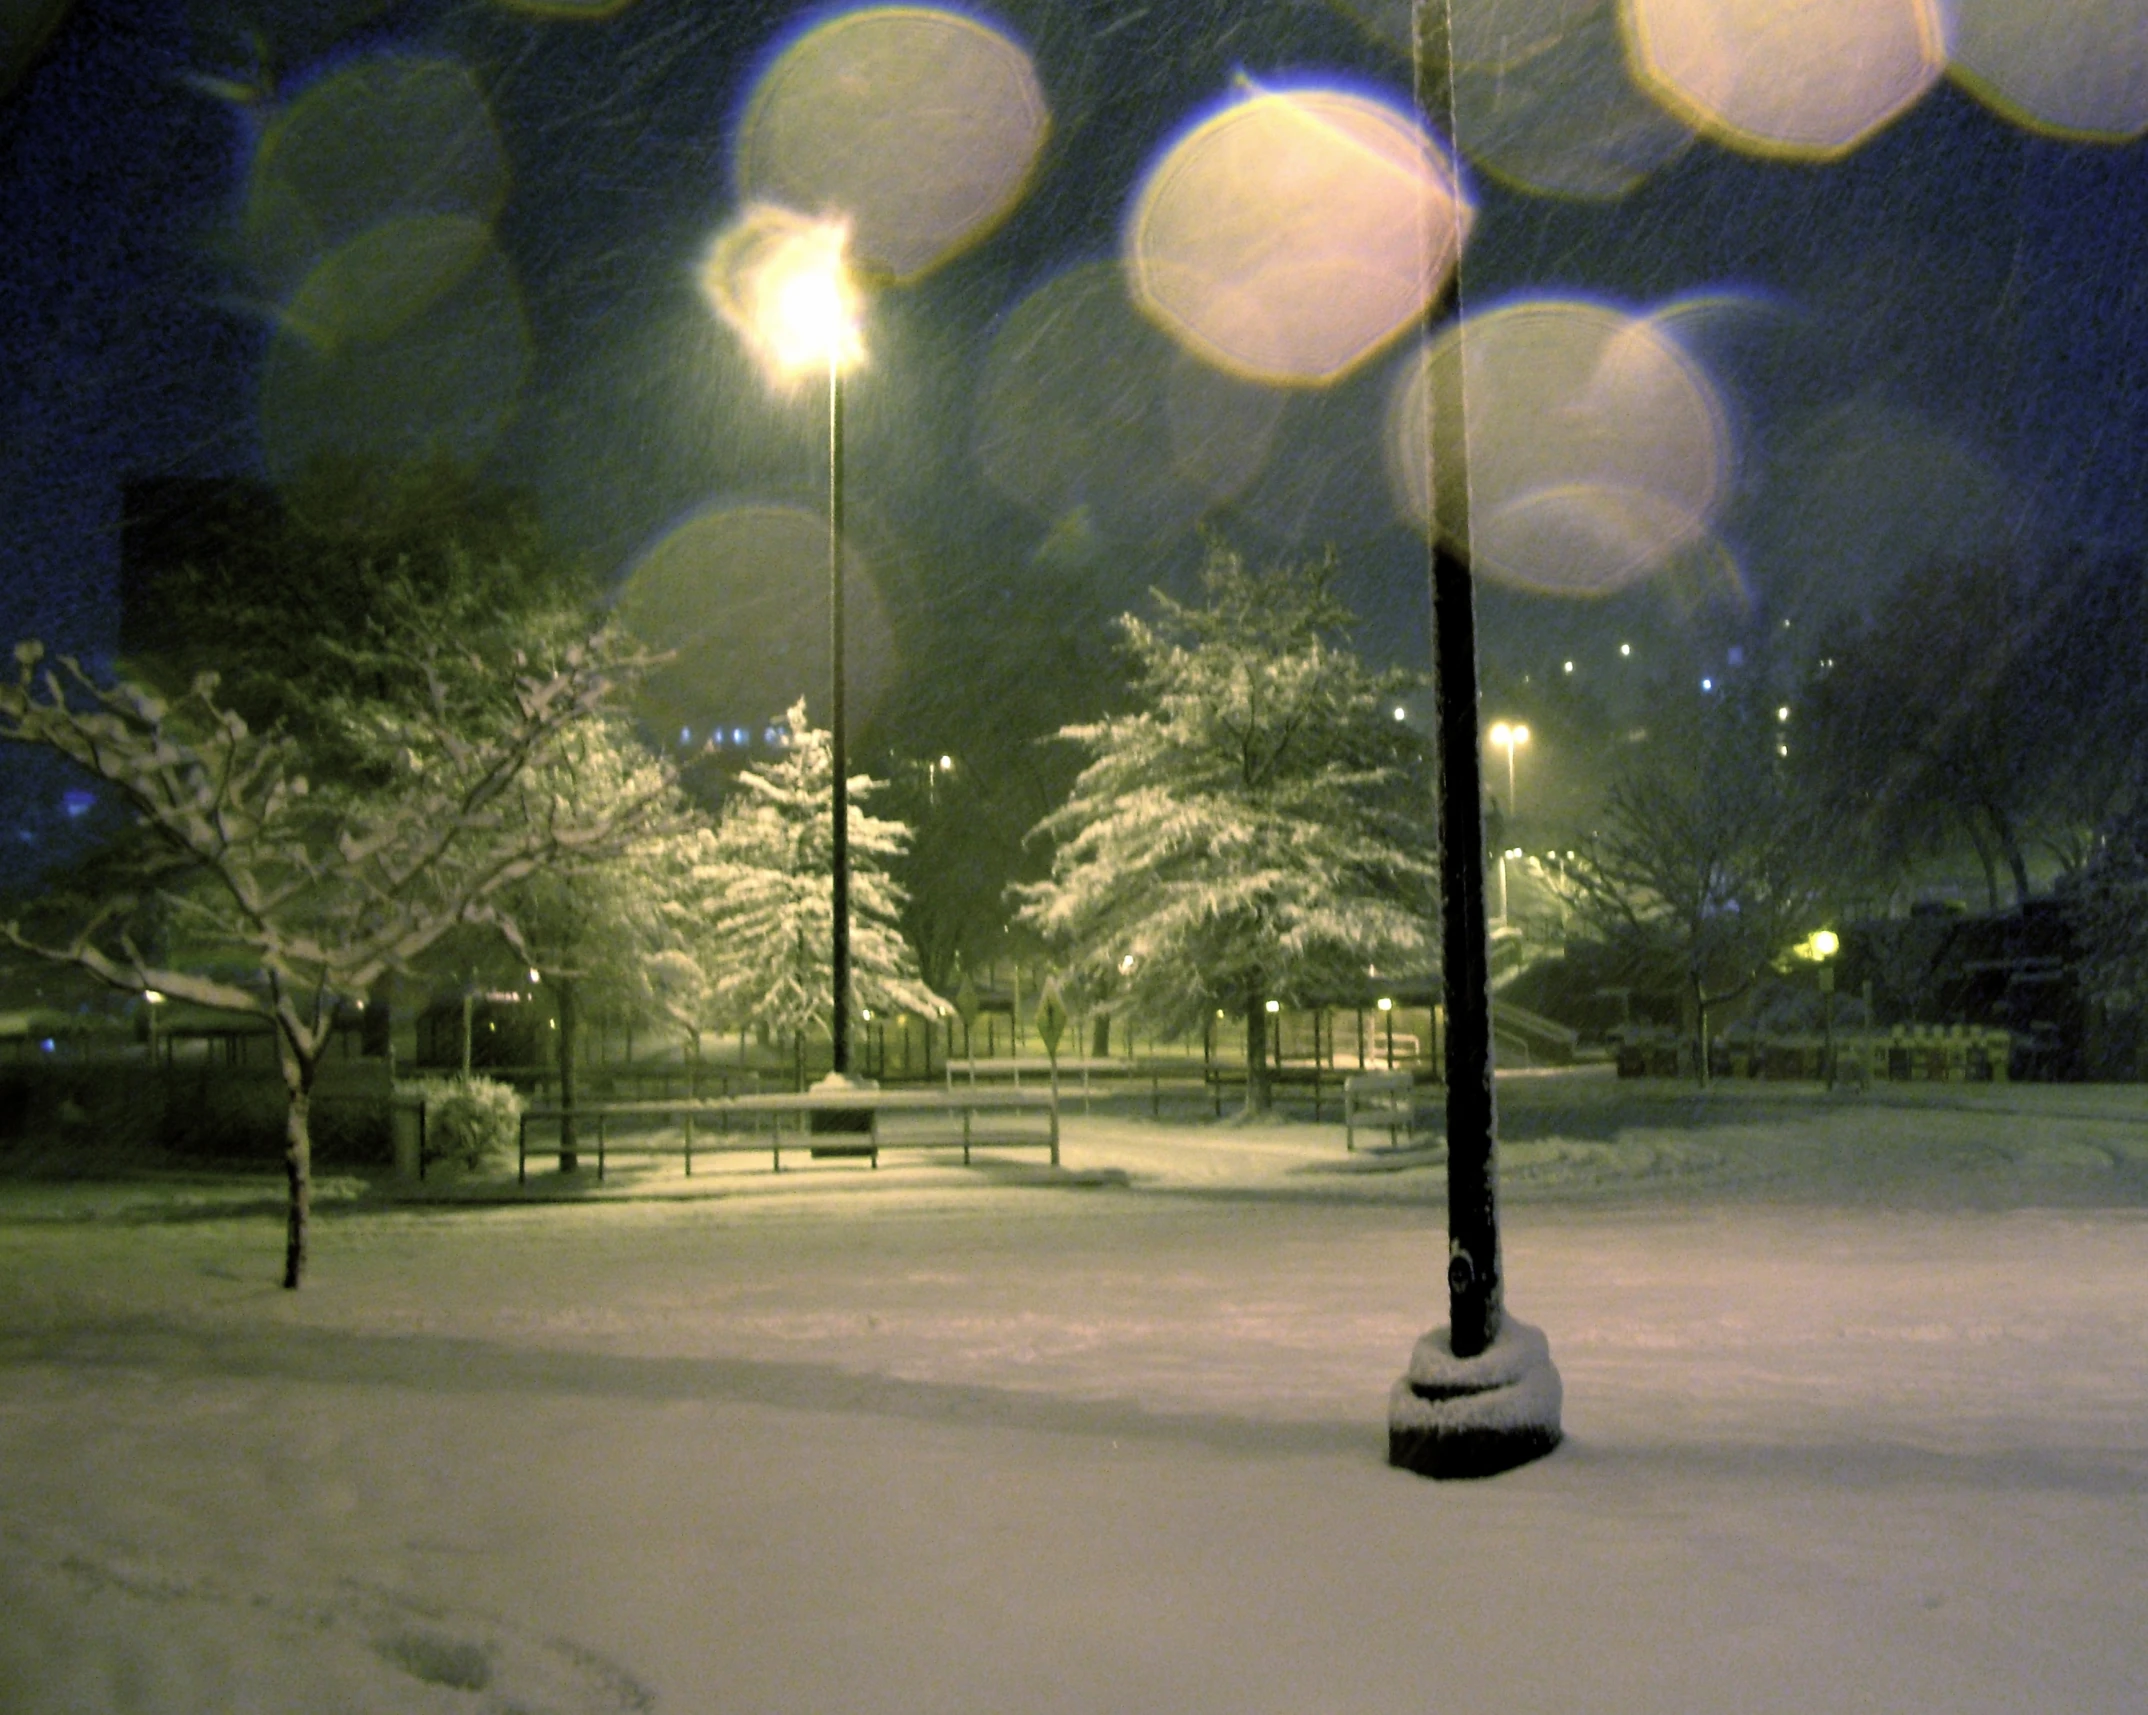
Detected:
left=681, top=701, right=937, bottom=1081
left=1018, top=545, right=1439, bottom=1113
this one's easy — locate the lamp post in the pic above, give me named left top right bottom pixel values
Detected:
left=703, top=211, right=868, bottom=1085
left=1488, top=720, right=1529, bottom=819
left=1497, top=845, right=1524, bottom=925
left=1812, top=928, right=1840, bottom=1088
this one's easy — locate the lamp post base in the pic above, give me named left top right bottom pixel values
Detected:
left=807, top=1070, right=879, bottom=1151
left=1387, top=1317, right=1562, bottom=1479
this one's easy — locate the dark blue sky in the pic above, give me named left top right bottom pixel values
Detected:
left=4, top=0, right=2145, bottom=840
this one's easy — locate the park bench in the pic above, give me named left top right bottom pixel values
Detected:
left=1343, top=1069, right=1428, bottom=1152
left=512, top=1087, right=1059, bottom=1184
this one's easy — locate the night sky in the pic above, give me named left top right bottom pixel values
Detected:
left=4, top=0, right=2145, bottom=856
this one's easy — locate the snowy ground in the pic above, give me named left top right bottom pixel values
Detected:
left=3, top=1070, right=2145, bottom=1712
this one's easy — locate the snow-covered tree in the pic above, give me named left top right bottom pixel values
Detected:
left=1017, top=545, right=1439, bottom=1113
left=678, top=701, right=938, bottom=1083
left=0, top=634, right=672, bottom=1286
left=485, top=715, right=696, bottom=1168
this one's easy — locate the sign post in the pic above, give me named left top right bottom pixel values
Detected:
left=953, top=970, right=981, bottom=1088
left=1036, top=979, right=1068, bottom=1108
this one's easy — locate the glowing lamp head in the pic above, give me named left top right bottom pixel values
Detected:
left=1377, top=997, right=1393, bottom=1013
left=702, top=204, right=866, bottom=384
left=1265, top=999, right=1281, bottom=1013
left=1811, top=930, right=1840, bottom=960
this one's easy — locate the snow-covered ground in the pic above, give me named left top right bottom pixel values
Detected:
left=3, top=1071, right=2145, bottom=1712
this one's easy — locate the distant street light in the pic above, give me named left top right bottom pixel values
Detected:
left=1497, top=845, right=1524, bottom=924
left=1487, top=720, right=1530, bottom=819
left=704, top=208, right=868, bottom=1083
left=1813, top=928, right=1841, bottom=1088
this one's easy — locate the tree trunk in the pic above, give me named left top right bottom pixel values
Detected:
left=557, top=974, right=580, bottom=1173
left=1966, top=821, right=2002, bottom=913
left=1692, top=978, right=1712, bottom=1088
left=275, top=1033, right=320, bottom=1289
left=2001, top=826, right=2033, bottom=906
left=1244, top=992, right=1271, bottom=1114
left=363, top=971, right=394, bottom=1071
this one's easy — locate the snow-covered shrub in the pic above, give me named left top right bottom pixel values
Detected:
left=403, top=1075, right=522, bottom=1171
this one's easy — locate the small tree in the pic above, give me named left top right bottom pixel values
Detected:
left=487, top=716, right=693, bottom=1169
left=2067, top=801, right=2148, bottom=1073
left=679, top=701, right=938, bottom=1084
left=1017, top=545, right=1439, bottom=1113
left=1569, top=686, right=1835, bottom=1083
left=0, top=634, right=670, bottom=1286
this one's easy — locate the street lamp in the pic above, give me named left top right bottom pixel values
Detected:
left=1487, top=720, right=1530, bottom=819
left=704, top=208, right=868, bottom=1084
left=1811, top=928, right=1840, bottom=1087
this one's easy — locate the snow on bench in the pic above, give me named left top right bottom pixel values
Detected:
left=1343, top=1069, right=1429, bottom=1152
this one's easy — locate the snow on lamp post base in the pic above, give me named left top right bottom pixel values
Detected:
left=1387, top=1316, right=1562, bottom=1480
left=1388, top=538, right=1563, bottom=1478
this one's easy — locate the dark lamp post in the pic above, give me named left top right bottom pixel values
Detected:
left=1385, top=546, right=1564, bottom=1480
left=704, top=210, right=869, bottom=1085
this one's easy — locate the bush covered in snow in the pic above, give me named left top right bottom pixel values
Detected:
left=403, top=1076, right=522, bottom=1171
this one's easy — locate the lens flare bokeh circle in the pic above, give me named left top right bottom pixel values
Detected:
left=734, top=6, right=1049, bottom=282
left=1387, top=297, right=1730, bottom=596
left=244, top=55, right=508, bottom=297
left=613, top=503, right=895, bottom=737
left=1125, top=84, right=1472, bottom=386
left=1621, top=0, right=1946, bottom=159
left=974, top=263, right=1285, bottom=543
left=1948, top=0, right=2148, bottom=142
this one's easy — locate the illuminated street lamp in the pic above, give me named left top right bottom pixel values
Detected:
left=1810, top=928, right=1841, bottom=1088
left=1498, top=845, right=1524, bottom=924
left=704, top=208, right=869, bottom=1082
left=1487, top=720, right=1530, bottom=818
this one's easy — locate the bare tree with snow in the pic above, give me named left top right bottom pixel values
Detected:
left=0, top=634, right=672, bottom=1286
left=1567, top=682, right=1836, bottom=1084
